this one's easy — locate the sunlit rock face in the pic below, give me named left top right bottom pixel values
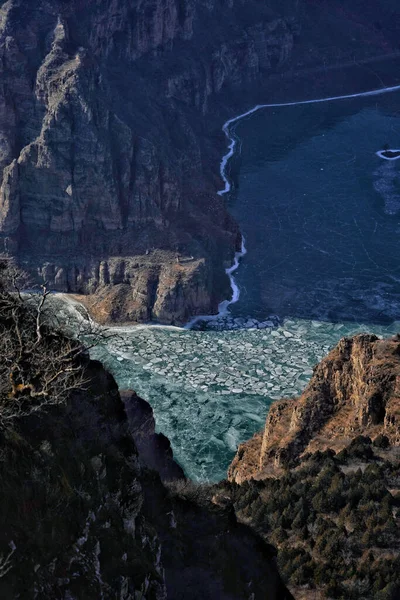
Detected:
left=228, top=334, right=400, bottom=484
left=1, top=0, right=399, bottom=323
left=0, top=0, right=295, bottom=322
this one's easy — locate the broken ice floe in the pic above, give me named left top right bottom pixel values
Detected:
left=189, top=315, right=280, bottom=331
left=88, top=317, right=400, bottom=482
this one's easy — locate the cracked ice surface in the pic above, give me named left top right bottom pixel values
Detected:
left=90, top=318, right=399, bottom=482
left=50, top=89, right=400, bottom=482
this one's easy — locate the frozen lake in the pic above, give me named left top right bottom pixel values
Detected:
left=60, top=87, right=400, bottom=481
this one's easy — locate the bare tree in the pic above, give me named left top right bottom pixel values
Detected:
left=0, top=261, right=91, bottom=428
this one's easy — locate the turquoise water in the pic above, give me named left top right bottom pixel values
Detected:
left=89, top=319, right=397, bottom=482
left=87, top=91, right=400, bottom=482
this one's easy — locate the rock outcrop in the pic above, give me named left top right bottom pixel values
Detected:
left=63, top=252, right=216, bottom=325
left=122, top=388, right=186, bottom=480
left=0, top=302, right=292, bottom=598
left=1, top=0, right=399, bottom=322
left=229, top=334, right=400, bottom=483
left=225, top=333, right=400, bottom=599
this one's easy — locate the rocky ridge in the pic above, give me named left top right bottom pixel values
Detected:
left=229, top=334, right=400, bottom=483
left=221, top=333, right=400, bottom=599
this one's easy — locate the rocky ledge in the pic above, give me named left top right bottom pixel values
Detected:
left=61, top=252, right=219, bottom=325
left=229, top=333, right=400, bottom=483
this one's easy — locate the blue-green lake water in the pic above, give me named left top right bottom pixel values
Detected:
left=87, top=89, right=400, bottom=482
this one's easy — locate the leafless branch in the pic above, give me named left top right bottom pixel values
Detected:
left=0, top=262, right=90, bottom=428
left=0, top=541, right=16, bottom=579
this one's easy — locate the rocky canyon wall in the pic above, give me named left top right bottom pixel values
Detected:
left=0, top=355, right=293, bottom=599
left=229, top=333, right=400, bottom=483
left=1, top=0, right=399, bottom=322
left=0, top=0, right=299, bottom=321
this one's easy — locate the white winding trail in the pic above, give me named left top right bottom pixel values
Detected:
left=186, top=83, right=400, bottom=329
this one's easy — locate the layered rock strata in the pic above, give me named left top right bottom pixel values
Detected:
left=67, top=253, right=215, bottom=325
left=1, top=0, right=400, bottom=322
left=229, top=334, right=400, bottom=483
left=0, top=0, right=293, bottom=322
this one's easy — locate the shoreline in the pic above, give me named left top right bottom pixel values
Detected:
left=59, top=83, right=400, bottom=332
left=61, top=293, right=184, bottom=332
left=189, top=82, right=400, bottom=327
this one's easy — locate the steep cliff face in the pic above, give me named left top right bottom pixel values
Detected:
left=0, top=359, right=169, bottom=599
left=224, top=334, right=400, bottom=599
left=122, top=388, right=186, bottom=480
left=0, top=358, right=295, bottom=599
left=65, top=253, right=216, bottom=325
left=0, top=0, right=296, bottom=322
left=1, top=0, right=399, bottom=322
left=229, top=334, right=400, bottom=483
left=0, top=291, right=293, bottom=600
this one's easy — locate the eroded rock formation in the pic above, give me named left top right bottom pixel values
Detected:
left=0, top=0, right=295, bottom=322
left=229, top=334, right=400, bottom=483
left=66, top=253, right=215, bottom=324
left=1, top=0, right=399, bottom=322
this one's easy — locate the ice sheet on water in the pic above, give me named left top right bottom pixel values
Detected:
left=87, top=317, right=400, bottom=482
left=224, top=427, right=241, bottom=452
left=244, top=412, right=265, bottom=423
left=48, top=296, right=400, bottom=481
left=373, top=161, right=400, bottom=216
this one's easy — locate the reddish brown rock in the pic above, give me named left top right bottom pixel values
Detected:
left=1, top=1, right=399, bottom=323
left=229, top=334, right=400, bottom=483
left=68, top=252, right=218, bottom=324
